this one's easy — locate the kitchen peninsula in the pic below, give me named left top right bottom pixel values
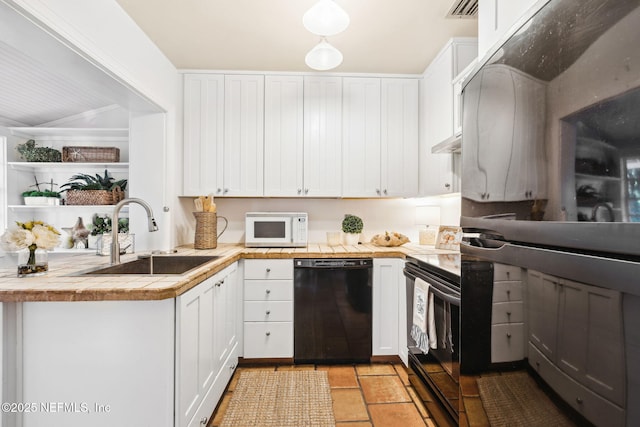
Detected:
left=0, top=243, right=451, bottom=427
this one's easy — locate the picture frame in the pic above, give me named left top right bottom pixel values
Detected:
left=435, top=226, right=462, bottom=250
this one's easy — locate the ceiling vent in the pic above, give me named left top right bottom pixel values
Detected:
left=447, top=0, right=478, bottom=18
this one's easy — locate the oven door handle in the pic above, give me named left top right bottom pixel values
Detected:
left=427, top=282, right=460, bottom=305
left=404, top=269, right=460, bottom=305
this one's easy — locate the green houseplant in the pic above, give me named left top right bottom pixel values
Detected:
left=22, top=177, right=61, bottom=206
left=61, top=169, right=127, bottom=205
left=342, top=214, right=363, bottom=245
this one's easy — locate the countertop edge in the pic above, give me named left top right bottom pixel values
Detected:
left=0, top=244, right=451, bottom=302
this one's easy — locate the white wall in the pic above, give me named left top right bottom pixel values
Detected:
left=177, top=195, right=461, bottom=246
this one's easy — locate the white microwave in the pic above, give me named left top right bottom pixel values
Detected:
left=245, top=212, right=308, bottom=247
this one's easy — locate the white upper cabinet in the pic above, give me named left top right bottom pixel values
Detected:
left=478, top=0, right=544, bottom=60
left=303, top=76, right=342, bottom=197
left=342, top=77, right=382, bottom=198
left=183, top=74, right=224, bottom=197
left=223, top=75, right=265, bottom=196
left=462, top=64, right=546, bottom=202
left=420, top=38, right=477, bottom=197
left=380, top=78, right=419, bottom=197
left=263, top=76, right=304, bottom=197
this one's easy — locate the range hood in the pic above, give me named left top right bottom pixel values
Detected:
left=431, top=132, right=461, bottom=153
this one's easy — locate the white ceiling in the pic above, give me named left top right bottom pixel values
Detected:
left=115, top=0, right=478, bottom=74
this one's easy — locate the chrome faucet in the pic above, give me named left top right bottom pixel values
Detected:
left=111, top=198, right=159, bottom=264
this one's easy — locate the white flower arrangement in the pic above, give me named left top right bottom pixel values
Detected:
left=1, top=220, right=61, bottom=253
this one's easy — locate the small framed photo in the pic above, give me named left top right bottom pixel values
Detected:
left=435, top=226, right=462, bottom=250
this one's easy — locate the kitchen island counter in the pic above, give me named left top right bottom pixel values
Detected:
left=0, top=243, right=453, bottom=302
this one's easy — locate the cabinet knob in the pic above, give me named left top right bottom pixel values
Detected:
left=230, top=363, right=237, bottom=370
left=266, top=268, right=271, bottom=273
left=304, top=188, right=309, bottom=194
left=217, top=188, right=222, bottom=194
left=445, top=183, right=451, bottom=189
left=200, top=416, right=208, bottom=425
left=224, top=188, right=229, bottom=194
left=297, top=188, right=302, bottom=194
left=576, top=397, right=583, bottom=404
left=215, top=281, right=222, bottom=287
left=266, top=310, right=271, bottom=315
left=383, top=189, right=388, bottom=195
left=506, top=312, right=511, bottom=316
left=506, top=290, right=511, bottom=295
left=266, top=331, right=271, bottom=336
left=376, top=189, right=381, bottom=195
left=266, top=289, right=271, bottom=294
left=506, top=333, right=512, bottom=338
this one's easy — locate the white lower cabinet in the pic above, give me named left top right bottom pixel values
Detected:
left=243, top=259, right=294, bottom=358
left=527, top=270, right=625, bottom=426
left=176, top=262, right=239, bottom=427
left=372, top=258, right=403, bottom=356
left=491, top=264, right=525, bottom=363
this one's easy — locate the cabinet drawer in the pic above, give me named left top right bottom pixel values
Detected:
left=244, top=259, right=293, bottom=280
left=244, top=280, right=293, bottom=301
left=494, top=263, right=521, bottom=281
left=491, top=323, right=524, bottom=363
left=528, top=343, right=625, bottom=427
left=493, top=281, right=523, bottom=302
left=492, top=301, right=524, bottom=324
left=244, top=301, right=293, bottom=322
left=243, top=322, right=293, bottom=358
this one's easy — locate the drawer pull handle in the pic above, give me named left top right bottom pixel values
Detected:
left=266, top=289, right=271, bottom=294
left=576, top=397, right=583, bottom=404
left=266, top=310, right=271, bottom=315
left=266, top=331, right=271, bottom=336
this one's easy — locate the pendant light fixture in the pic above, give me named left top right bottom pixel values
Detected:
left=303, top=0, right=350, bottom=36
left=305, top=37, right=343, bottom=71
left=302, top=1, right=348, bottom=71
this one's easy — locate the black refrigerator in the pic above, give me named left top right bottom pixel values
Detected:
left=459, top=1, right=640, bottom=426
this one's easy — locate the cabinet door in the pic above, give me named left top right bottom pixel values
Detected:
left=478, top=0, right=540, bottom=59
left=176, top=276, right=215, bottom=427
left=372, top=258, right=401, bottom=355
left=264, top=76, right=304, bottom=196
left=381, top=79, right=419, bottom=197
left=504, top=71, right=547, bottom=201
left=303, top=76, right=342, bottom=197
left=424, top=47, right=455, bottom=146
left=527, top=270, right=559, bottom=361
left=557, top=279, right=624, bottom=406
left=183, top=74, right=224, bottom=196
left=342, top=77, right=382, bottom=197
left=224, top=75, right=264, bottom=196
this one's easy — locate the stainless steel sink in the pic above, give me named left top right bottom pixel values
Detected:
left=80, top=255, right=220, bottom=275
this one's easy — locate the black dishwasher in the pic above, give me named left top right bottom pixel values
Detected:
left=294, top=258, right=372, bottom=364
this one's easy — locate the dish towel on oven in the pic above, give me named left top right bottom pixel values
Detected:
left=411, top=278, right=437, bottom=353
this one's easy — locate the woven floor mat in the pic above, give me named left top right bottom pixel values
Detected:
left=220, top=370, right=335, bottom=427
left=476, top=371, right=576, bottom=427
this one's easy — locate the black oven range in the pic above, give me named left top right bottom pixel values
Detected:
left=404, top=253, right=493, bottom=426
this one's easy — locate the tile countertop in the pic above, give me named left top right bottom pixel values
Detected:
left=0, top=243, right=457, bottom=302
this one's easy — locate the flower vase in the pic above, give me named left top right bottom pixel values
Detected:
left=17, top=247, right=49, bottom=277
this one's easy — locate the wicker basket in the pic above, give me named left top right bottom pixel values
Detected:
left=62, top=146, right=120, bottom=163
left=193, top=212, right=218, bottom=249
left=66, top=189, right=118, bottom=205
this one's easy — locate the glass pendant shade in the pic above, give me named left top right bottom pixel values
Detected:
left=303, top=0, right=350, bottom=36
left=305, top=38, right=343, bottom=71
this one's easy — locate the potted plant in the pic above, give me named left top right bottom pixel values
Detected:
left=342, top=214, right=363, bottom=245
left=61, top=169, right=127, bottom=205
left=22, top=177, right=61, bottom=206
left=89, top=214, right=133, bottom=255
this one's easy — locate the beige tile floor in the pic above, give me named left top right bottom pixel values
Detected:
left=210, top=363, right=439, bottom=427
